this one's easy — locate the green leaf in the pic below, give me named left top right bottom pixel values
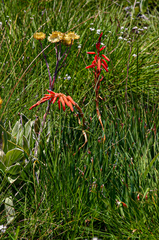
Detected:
left=6, top=163, right=22, bottom=175
left=5, top=148, right=24, bottom=167
left=11, top=120, right=22, bottom=138
left=23, top=135, right=30, bottom=155
left=144, top=152, right=159, bottom=179
left=5, top=196, right=15, bottom=225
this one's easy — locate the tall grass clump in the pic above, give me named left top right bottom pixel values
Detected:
left=0, top=0, right=159, bottom=239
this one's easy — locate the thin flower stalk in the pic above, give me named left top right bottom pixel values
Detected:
left=86, top=32, right=110, bottom=141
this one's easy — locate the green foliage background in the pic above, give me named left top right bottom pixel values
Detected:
left=0, top=0, right=159, bottom=239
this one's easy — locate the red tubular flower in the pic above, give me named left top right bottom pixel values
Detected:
left=86, top=64, right=95, bottom=69
left=101, top=63, right=108, bottom=72
left=87, top=52, right=96, bottom=54
left=99, top=46, right=106, bottom=51
left=97, top=58, right=101, bottom=71
left=96, top=42, right=100, bottom=51
left=98, top=32, right=103, bottom=42
left=29, top=90, right=75, bottom=112
left=102, top=54, right=110, bottom=61
left=122, top=202, right=128, bottom=208
left=101, top=59, right=108, bottom=68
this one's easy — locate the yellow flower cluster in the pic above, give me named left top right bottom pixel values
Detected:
left=48, top=31, right=80, bottom=46
left=33, top=31, right=80, bottom=46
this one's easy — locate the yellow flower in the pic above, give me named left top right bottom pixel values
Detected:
left=62, top=35, right=73, bottom=46
left=0, top=97, right=2, bottom=109
left=48, top=31, right=64, bottom=43
left=66, top=32, right=80, bottom=40
left=62, top=32, right=80, bottom=46
left=33, top=32, right=46, bottom=40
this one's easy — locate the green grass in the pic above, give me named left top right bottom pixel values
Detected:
left=0, top=0, right=159, bottom=239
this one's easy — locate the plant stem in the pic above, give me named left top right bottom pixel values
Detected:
left=39, top=40, right=52, bottom=90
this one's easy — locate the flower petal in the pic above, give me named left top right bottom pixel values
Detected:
left=96, top=42, right=100, bottom=50
left=101, top=63, right=108, bottom=72
left=102, top=54, right=110, bottom=61
left=46, top=89, right=55, bottom=95
left=99, top=46, right=106, bottom=51
left=66, top=96, right=75, bottom=105
left=87, top=52, right=96, bottom=54
left=98, top=32, right=103, bottom=42
left=51, top=96, right=57, bottom=104
left=94, top=55, right=97, bottom=61
left=58, top=99, right=61, bottom=110
left=97, top=58, right=101, bottom=71
left=101, top=59, right=108, bottom=68
left=59, top=96, right=66, bottom=111
left=86, top=64, right=95, bottom=69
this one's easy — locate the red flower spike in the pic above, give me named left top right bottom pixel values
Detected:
left=87, top=52, right=96, bottom=54
left=99, top=46, right=106, bottom=51
left=101, top=63, right=108, bottom=72
left=102, top=54, right=110, bottom=61
left=29, top=90, right=75, bottom=112
left=101, top=59, right=108, bottom=68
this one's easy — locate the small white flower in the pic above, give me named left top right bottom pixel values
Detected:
left=78, top=45, right=81, bottom=49
left=24, top=10, right=26, bottom=13
left=116, top=200, right=121, bottom=206
left=90, top=27, right=95, bottom=31
left=65, top=74, right=68, bottom=76
left=143, top=26, right=147, bottom=30
left=96, top=29, right=101, bottom=34
left=67, top=76, right=71, bottom=80
left=6, top=15, right=9, bottom=18
left=120, top=32, right=123, bottom=34
left=101, top=42, right=104, bottom=46
left=123, top=38, right=127, bottom=41
left=132, top=54, right=137, bottom=57
left=108, top=31, right=111, bottom=33
left=121, top=26, right=124, bottom=29
left=132, top=26, right=138, bottom=30
left=0, top=225, right=7, bottom=233
left=118, top=36, right=123, bottom=40
left=127, top=41, right=131, bottom=43
left=125, top=28, right=128, bottom=31
left=138, top=28, right=143, bottom=31
left=90, top=23, right=94, bottom=25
